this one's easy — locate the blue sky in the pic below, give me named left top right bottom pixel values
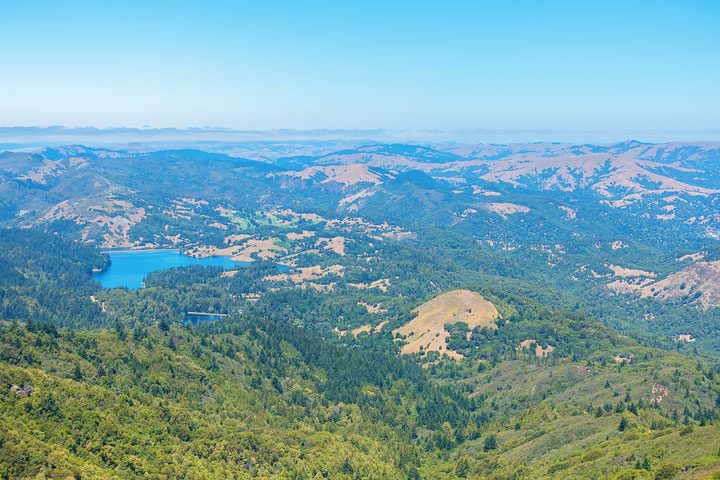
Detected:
left=1, top=0, right=719, bottom=138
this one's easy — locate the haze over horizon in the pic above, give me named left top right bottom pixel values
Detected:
left=2, top=0, right=719, bottom=140
left=2, top=125, right=720, bottom=146
left=0, top=125, right=720, bottom=145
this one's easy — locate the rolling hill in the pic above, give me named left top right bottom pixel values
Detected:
left=394, top=290, right=499, bottom=359
left=1, top=139, right=720, bottom=478
left=609, top=260, right=720, bottom=310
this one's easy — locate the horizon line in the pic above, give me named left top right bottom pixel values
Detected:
left=2, top=125, right=720, bottom=145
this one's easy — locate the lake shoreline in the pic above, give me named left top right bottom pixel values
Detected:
left=101, top=248, right=180, bottom=254
left=93, top=250, right=245, bottom=289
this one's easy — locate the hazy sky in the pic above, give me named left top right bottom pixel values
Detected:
left=1, top=0, right=719, bottom=137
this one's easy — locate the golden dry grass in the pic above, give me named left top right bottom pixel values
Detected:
left=190, top=237, right=286, bottom=262
left=607, top=264, right=656, bottom=278
left=315, top=236, right=346, bottom=255
left=607, top=260, right=720, bottom=310
left=639, top=260, right=720, bottom=309
left=676, top=252, right=705, bottom=262
left=280, top=164, right=383, bottom=186
left=483, top=202, right=530, bottom=217
left=335, top=320, right=388, bottom=337
left=286, top=230, right=316, bottom=240
left=348, top=278, right=390, bottom=292
left=394, top=290, right=499, bottom=360
left=357, top=302, right=386, bottom=313
left=264, top=264, right=344, bottom=283
left=519, top=339, right=555, bottom=358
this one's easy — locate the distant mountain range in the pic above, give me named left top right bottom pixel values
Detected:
left=1, top=139, right=718, bottom=340
left=3, top=125, right=720, bottom=145
left=5, top=139, right=718, bottom=233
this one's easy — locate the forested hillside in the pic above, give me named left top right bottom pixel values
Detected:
left=0, top=228, right=719, bottom=479
left=0, top=229, right=107, bottom=328
left=0, top=140, right=719, bottom=479
left=1, top=142, right=718, bottom=350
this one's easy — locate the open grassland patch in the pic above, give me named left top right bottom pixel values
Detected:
left=608, top=260, right=720, bottom=309
left=348, top=278, right=390, bottom=292
left=188, top=237, right=287, bottom=262
left=394, top=289, right=499, bottom=360
left=264, top=264, right=345, bottom=284
left=315, top=236, right=347, bottom=255
left=482, top=202, right=530, bottom=218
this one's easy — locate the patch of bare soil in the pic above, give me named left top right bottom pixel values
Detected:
left=674, top=334, right=696, bottom=342
left=651, top=384, right=669, bottom=403
left=610, top=241, right=627, bottom=250
left=607, top=264, right=656, bottom=278
left=614, top=354, right=633, bottom=364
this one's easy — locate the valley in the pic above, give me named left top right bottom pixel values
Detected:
left=0, top=140, right=719, bottom=479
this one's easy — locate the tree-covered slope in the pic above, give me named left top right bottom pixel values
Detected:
left=0, top=229, right=107, bottom=328
left=0, top=308, right=477, bottom=478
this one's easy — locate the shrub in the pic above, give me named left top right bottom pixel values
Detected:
left=654, top=463, right=679, bottom=480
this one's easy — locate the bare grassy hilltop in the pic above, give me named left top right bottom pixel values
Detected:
left=639, top=260, right=720, bottom=310
left=608, top=260, right=720, bottom=310
left=394, top=289, right=499, bottom=359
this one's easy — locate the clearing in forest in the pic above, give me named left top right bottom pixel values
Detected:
left=394, top=289, right=499, bottom=360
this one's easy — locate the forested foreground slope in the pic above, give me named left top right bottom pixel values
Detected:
left=0, top=229, right=719, bottom=479
left=0, top=321, right=457, bottom=479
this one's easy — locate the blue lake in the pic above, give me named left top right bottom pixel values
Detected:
left=93, top=250, right=246, bottom=289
